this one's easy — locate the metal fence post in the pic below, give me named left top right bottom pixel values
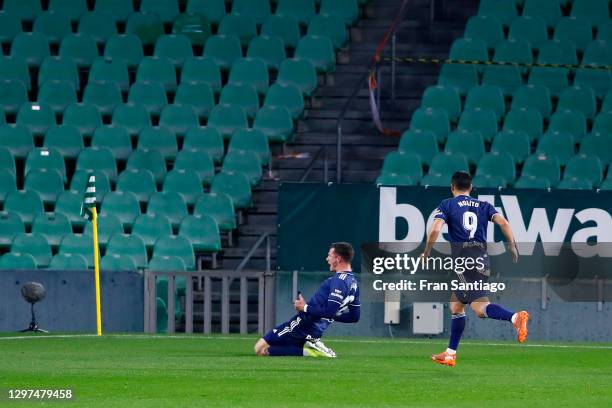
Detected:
left=167, top=273, right=175, bottom=334
left=185, top=274, right=193, bottom=333
left=240, top=276, right=248, bottom=334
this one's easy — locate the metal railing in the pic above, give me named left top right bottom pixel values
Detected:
left=299, top=145, right=330, bottom=182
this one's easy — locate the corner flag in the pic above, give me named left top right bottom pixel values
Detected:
left=81, top=174, right=103, bottom=336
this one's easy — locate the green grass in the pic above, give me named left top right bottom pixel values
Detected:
left=0, top=334, right=611, bottom=407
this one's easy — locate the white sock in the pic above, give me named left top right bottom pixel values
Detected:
left=445, top=348, right=456, bottom=355
left=511, top=313, right=518, bottom=324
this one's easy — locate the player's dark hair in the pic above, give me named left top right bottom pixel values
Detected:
left=331, top=242, right=354, bottom=263
left=451, top=171, right=472, bottom=191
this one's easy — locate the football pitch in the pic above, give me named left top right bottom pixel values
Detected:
left=1, top=334, right=611, bottom=407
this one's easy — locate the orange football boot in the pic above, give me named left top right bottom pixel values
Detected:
left=431, top=351, right=456, bottom=367
left=513, top=311, right=529, bottom=344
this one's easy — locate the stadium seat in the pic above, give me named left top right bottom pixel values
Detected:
left=116, top=169, right=157, bottom=204
left=17, top=103, right=56, bottom=136
left=147, top=191, right=188, bottom=229
left=83, top=212, right=124, bottom=248
left=159, top=105, right=199, bottom=138
left=163, top=169, right=203, bottom=206
left=37, top=81, right=77, bottom=114
left=592, top=111, right=612, bottom=137
left=522, top=154, right=561, bottom=186
left=128, top=82, right=168, bottom=116
left=194, top=192, right=237, bottom=232
left=136, top=57, right=178, bottom=93
left=78, top=12, right=117, bottom=45
left=49, top=253, right=88, bottom=270
left=571, top=0, right=609, bottom=29
left=106, top=233, right=148, bottom=269
left=579, top=133, right=612, bottom=165
left=91, top=126, right=132, bottom=162
left=603, top=92, right=612, bottom=112
left=218, top=14, right=257, bottom=47
left=247, top=36, right=286, bottom=73
left=583, top=40, right=612, bottom=65
left=83, top=82, right=123, bottom=116
left=0, top=147, right=15, bottom=174
left=126, top=149, right=167, bottom=185
left=24, top=168, right=64, bottom=205
left=229, top=58, right=269, bottom=96
left=140, top=0, right=179, bottom=24
left=428, top=152, right=469, bottom=178
left=95, top=0, right=134, bottom=22
left=101, top=191, right=140, bottom=229
left=472, top=174, right=507, bottom=188
left=445, top=131, right=485, bottom=165
left=132, top=213, right=173, bottom=249
left=557, top=177, right=593, bottom=190
left=0, top=13, right=23, bottom=45
left=464, top=15, right=504, bottom=49
left=600, top=176, right=612, bottom=190
left=112, top=103, right=152, bottom=137
left=421, top=85, right=461, bottom=123
left=598, top=21, right=612, bottom=41
left=557, top=86, right=596, bottom=120
left=101, top=254, right=138, bottom=271
left=228, top=128, right=271, bottom=167
left=70, top=170, right=111, bottom=200
left=211, top=171, right=252, bottom=210
left=320, top=0, right=358, bottom=27
left=179, top=215, right=221, bottom=256
left=536, top=131, right=576, bottom=166
left=376, top=152, right=423, bottom=186
left=276, top=0, right=316, bottom=26
left=231, top=0, right=271, bottom=26
left=261, top=15, right=301, bottom=49
left=0, top=57, right=31, bottom=91
left=174, top=83, right=215, bottom=119
left=277, top=58, right=318, bottom=97
left=522, top=0, right=561, bottom=28
left=31, top=212, right=71, bottom=248
left=33, top=11, right=71, bottom=45
left=89, top=59, right=129, bottom=93
left=39, top=56, right=79, bottom=92
left=153, top=235, right=195, bottom=271
left=540, top=40, right=578, bottom=66
left=63, top=103, right=103, bottom=138
left=295, top=35, right=335, bottom=74
left=554, top=17, right=593, bottom=52
left=420, top=173, right=451, bottom=187
left=253, top=106, right=294, bottom=143
left=477, top=0, right=518, bottom=27
left=204, top=35, right=242, bottom=71
left=181, top=128, right=223, bottom=164
left=220, top=83, right=260, bottom=119
left=0, top=80, right=28, bottom=115
left=573, top=68, right=611, bottom=100
left=0, top=125, right=33, bottom=160
left=410, top=107, right=450, bottom=143
left=493, top=39, right=532, bottom=74
left=0, top=169, right=16, bottom=204
left=222, top=150, right=263, bottom=187
left=12, top=233, right=51, bottom=268
left=508, top=16, right=547, bottom=49
left=548, top=109, right=587, bottom=141
left=482, top=66, right=522, bottom=96
left=181, top=57, right=222, bottom=94
left=154, top=34, right=193, bottom=68
left=186, top=0, right=225, bottom=25
left=458, top=108, right=498, bottom=142
left=174, top=149, right=215, bottom=186
left=25, top=147, right=66, bottom=182
left=138, top=127, right=178, bottom=162
left=397, top=129, right=439, bottom=166
left=464, top=85, right=505, bottom=121
left=437, top=64, right=478, bottom=96
left=172, top=12, right=211, bottom=47
left=58, top=34, right=97, bottom=69
left=0, top=252, right=37, bottom=270
left=449, top=38, right=489, bottom=66
left=476, top=152, right=516, bottom=186
left=76, top=147, right=118, bottom=184
left=104, top=34, right=144, bottom=69
left=11, top=32, right=49, bottom=67
left=503, top=107, right=543, bottom=143
left=48, top=0, right=87, bottom=23
left=125, top=12, right=164, bottom=46
left=55, top=190, right=85, bottom=229
left=308, top=14, right=348, bottom=50
left=511, top=85, right=552, bottom=119
left=207, top=104, right=249, bottom=141
left=264, top=83, right=305, bottom=121
left=58, top=233, right=93, bottom=268
left=375, top=172, right=419, bottom=187
left=564, top=154, right=603, bottom=186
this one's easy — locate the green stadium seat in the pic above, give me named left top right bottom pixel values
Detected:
left=262, top=15, right=300, bottom=49
left=421, top=85, right=461, bottom=122
left=420, top=173, right=450, bottom=187
left=24, top=168, right=64, bottom=205
left=229, top=58, right=269, bottom=96
left=277, top=58, right=318, bottom=97
left=128, top=82, right=168, bottom=116
left=12, top=233, right=51, bottom=267
left=101, top=191, right=140, bottom=229
left=218, top=14, right=257, bottom=47
left=32, top=212, right=71, bottom=248
left=375, top=172, right=419, bottom=186
left=172, top=12, right=211, bottom=48
left=477, top=0, right=518, bottom=27
left=228, top=128, right=271, bottom=167
left=11, top=32, right=49, bottom=67
left=101, top=254, right=138, bottom=271
left=0, top=12, right=23, bottom=44
left=573, top=68, right=611, bottom=100
left=154, top=34, right=193, bottom=68
left=410, top=107, right=450, bottom=143
left=445, top=130, right=485, bottom=165
left=104, top=34, right=144, bottom=69
left=557, top=177, right=593, bottom=190
left=175, top=83, right=215, bottom=119
left=493, top=39, right=533, bottom=75
left=600, top=176, right=612, bottom=190
left=307, top=14, right=348, bottom=50
left=94, top=0, right=134, bottom=22
left=0, top=80, right=28, bottom=116
left=55, top=190, right=85, bottom=229
left=472, top=174, right=507, bottom=188
left=33, top=11, right=71, bottom=45
left=126, top=149, right=167, bottom=185
left=58, top=233, right=93, bottom=268
left=207, top=103, right=249, bottom=140
left=194, top=192, right=236, bottom=232
left=220, top=83, right=260, bottom=119
left=557, top=86, right=596, bottom=120
left=0, top=146, right=15, bottom=174
left=132, top=213, right=173, bottom=249
left=174, top=149, right=215, bottom=186
left=136, top=57, right=177, bottom=93
left=211, top=171, right=252, bottom=210
left=58, top=34, right=97, bottom=69
left=159, top=105, right=199, bottom=138
left=511, top=85, right=552, bottom=119
left=153, top=235, right=195, bottom=270
left=232, top=0, right=271, bottom=26
left=398, top=129, right=438, bottom=166
left=564, top=154, right=603, bottom=186
left=25, top=147, right=66, bottom=182
left=0, top=252, right=37, bottom=270
left=186, top=0, right=226, bottom=26
left=83, top=212, right=123, bottom=248
left=515, top=175, right=551, bottom=188
left=428, top=152, right=469, bottom=178
left=76, top=147, right=118, bottom=184
left=78, top=12, right=118, bottom=45
left=63, top=103, right=103, bottom=138
left=377, top=152, right=423, bottom=186
left=464, top=16, right=504, bottom=49
left=598, top=21, right=612, bottom=41
left=458, top=108, right=498, bottom=142
left=183, top=127, right=224, bottom=164
left=253, top=106, right=294, bottom=143
left=83, top=82, right=123, bottom=116
left=140, top=0, right=179, bottom=24
left=0, top=57, right=31, bottom=90
left=437, top=64, right=478, bottom=95
left=522, top=154, right=561, bottom=186
left=112, top=103, right=152, bottom=137
left=583, top=40, right=612, bottom=65
left=138, top=127, right=178, bottom=161
left=38, top=80, right=77, bottom=114
left=571, top=0, right=609, bottom=29
left=522, top=0, right=560, bottom=28
left=593, top=111, right=612, bottom=137
left=503, top=107, right=543, bottom=143
left=0, top=169, right=16, bottom=205
left=179, top=215, right=221, bottom=254
left=549, top=109, right=587, bottom=141
left=106, top=233, right=148, bottom=269
left=147, top=191, right=188, bottom=229
left=181, top=57, right=222, bottom=94
left=465, top=85, right=505, bottom=121
left=295, top=35, right=335, bottom=74
left=116, top=169, right=157, bottom=204
left=204, top=35, right=242, bottom=71
left=482, top=66, right=522, bottom=96
left=125, top=12, right=164, bottom=46
left=579, top=133, right=612, bottom=165
left=222, top=150, right=262, bottom=187
left=89, top=59, right=129, bottom=93
left=149, top=256, right=186, bottom=274
left=49, top=253, right=88, bottom=270
left=39, top=56, right=79, bottom=92
left=540, top=40, right=578, bottom=67
left=536, top=131, right=575, bottom=166
left=48, top=0, right=87, bottom=22
left=91, top=126, right=132, bottom=162
left=603, top=92, right=612, bottom=112
left=17, top=103, right=56, bottom=136
left=449, top=38, right=488, bottom=65
left=264, top=83, right=305, bottom=121
left=320, top=0, right=358, bottom=27
left=508, top=16, right=547, bottom=49
left=554, top=17, right=593, bottom=52
left=276, top=0, right=316, bottom=26
left=70, top=170, right=111, bottom=200
left=476, top=152, right=516, bottom=185
left=162, top=169, right=203, bottom=206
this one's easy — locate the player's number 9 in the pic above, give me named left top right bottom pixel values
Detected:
left=462, top=211, right=477, bottom=239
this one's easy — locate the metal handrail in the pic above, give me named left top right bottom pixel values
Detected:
left=235, top=232, right=272, bottom=273
left=299, top=145, right=329, bottom=182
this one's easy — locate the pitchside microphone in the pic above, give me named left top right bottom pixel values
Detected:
left=20, top=282, right=49, bottom=333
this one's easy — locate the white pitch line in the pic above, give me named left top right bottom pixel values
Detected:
left=1, top=333, right=612, bottom=350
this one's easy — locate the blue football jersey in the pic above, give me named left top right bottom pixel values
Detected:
left=434, top=194, right=498, bottom=243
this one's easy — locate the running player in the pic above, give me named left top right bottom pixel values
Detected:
left=423, top=171, right=529, bottom=367
left=254, top=242, right=360, bottom=358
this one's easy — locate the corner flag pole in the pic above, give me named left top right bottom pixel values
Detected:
left=92, top=207, right=102, bottom=336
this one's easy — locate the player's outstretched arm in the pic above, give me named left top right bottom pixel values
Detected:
left=492, top=214, right=519, bottom=263
left=423, top=218, right=445, bottom=257
left=334, top=304, right=360, bottom=323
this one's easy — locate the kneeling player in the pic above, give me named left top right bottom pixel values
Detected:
left=254, top=242, right=360, bottom=358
